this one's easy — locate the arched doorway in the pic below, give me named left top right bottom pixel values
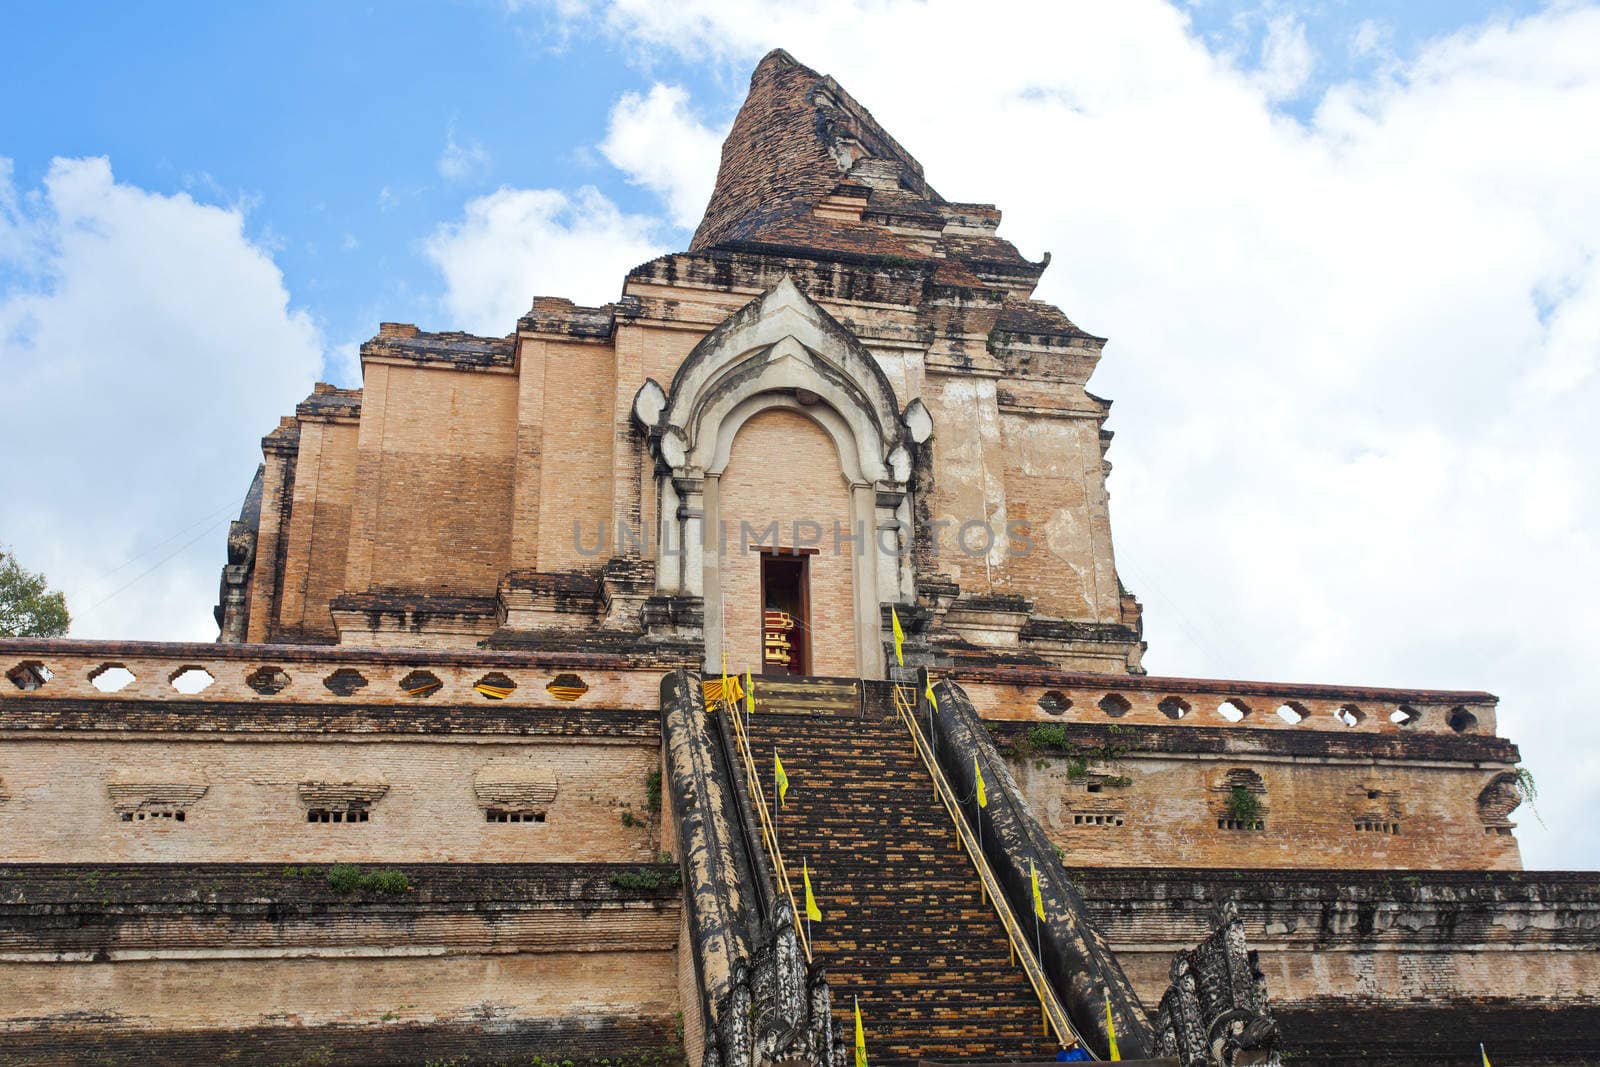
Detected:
left=634, top=277, right=926, bottom=679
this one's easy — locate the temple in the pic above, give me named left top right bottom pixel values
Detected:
left=1, top=49, right=1595, bottom=1066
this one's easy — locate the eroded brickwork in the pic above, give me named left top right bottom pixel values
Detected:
left=0, top=864, right=684, bottom=1065
left=0, top=736, right=660, bottom=864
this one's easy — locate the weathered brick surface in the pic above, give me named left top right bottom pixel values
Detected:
left=343, top=361, right=518, bottom=600
left=275, top=413, right=358, bottom=641
left=1072, top=868, right=1600, bottom=1009
left=1011, top=747, right=1520, bottom=870
left=0, top=864, right=684, bottom=1066
left=0, top=735, right=661, bottom=863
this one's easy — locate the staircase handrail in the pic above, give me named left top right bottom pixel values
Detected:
left=720, top=690, right=813, bottom=962
left=890, top=680, right=1093, bottom=1058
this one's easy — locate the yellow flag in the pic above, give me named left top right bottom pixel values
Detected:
left=1481, top=1045, right=1491, bottom=1067
left=1105, top=991, right=1121, bottom=1061
left=1031, top=860, right=1046, bottom=920
left=775, top=752, right=790, bottom=806
left=854, top=997, right=868, bottom=1067
left=804, top=859, right=822, bottom=922
left=745, top=670, right=754, bottom=715
left=890, top=606, right=905, bottom=666
left=974, top=756, right=988, bottom=808
left=925, top=675, right=938, bottom=710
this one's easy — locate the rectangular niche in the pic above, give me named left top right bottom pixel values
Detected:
left=299, top=781, right=388, bottom=824
left=474, top=763, right=557, bottom=824
left=108, top=783, right=207, bottom=824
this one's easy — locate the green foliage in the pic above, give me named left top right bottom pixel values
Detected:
left=322, top=864, right=411, bottom=894
left=620, top=809, right=644, bottom=828
left=1011, top=724, right=1138, bottom=771
left=1025, top=724, right=1070, bottom=750
left=1512, top=766, right=1545, bottom=827
left=646, top=767, right=663, bottom=815
left=1225, top=786, right=1262, bottom=824
left=0, top=545, right=70, bottom=638
left=610, top=865, right=682, bottom=891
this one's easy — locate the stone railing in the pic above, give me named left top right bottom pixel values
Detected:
left=0, top=638, right=685, bottom=711
left=951, top=666, right=1499, bottom=737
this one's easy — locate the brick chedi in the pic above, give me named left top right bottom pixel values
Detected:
left=1, top=48, right=1595, bottom=1067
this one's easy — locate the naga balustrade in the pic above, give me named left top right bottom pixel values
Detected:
left=712, top=679, right=812, bottom=963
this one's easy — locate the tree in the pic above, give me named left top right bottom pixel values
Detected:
left=0, top=545, right=71, bottom=638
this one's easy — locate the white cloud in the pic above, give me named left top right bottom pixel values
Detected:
left=1351, top=18, right=1394, bottom=61
left=601, top=83, right=726, bottom=229
left=438, top=124, right=492, bottom=183
left=540, top=0, right=1600, bottom=868
left=423, top=184, right=664, bottom=334
left=0, top=157, right=323, bottom=641
left=1255, top=14, right=1314, bottom=101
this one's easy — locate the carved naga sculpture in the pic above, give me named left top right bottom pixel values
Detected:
left=1153, top=900, right=1283, bottom=1067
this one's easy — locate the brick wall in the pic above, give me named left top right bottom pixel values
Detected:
left=1074, top=868, right=1600, bottom=1009
left=1014, top=752, right=1521, bottom=870
left=343, top=362, right=517, bottom=597
left=717, top=407, right=859, bottom=678
left=996, top=411, right=1118, bottom=620
left=532, top=337, right=617, bottom=573
left=274, top=417, right=358, bottom=639
left=0, top=736, right=661, bottom=864
left=0, top=864, right=684, bottom=1065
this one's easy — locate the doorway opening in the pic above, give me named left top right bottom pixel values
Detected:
left=759, top=550, right=811, bottom=676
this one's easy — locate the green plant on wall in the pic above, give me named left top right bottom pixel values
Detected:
left=1513, top=766, right=1545, bottom=826
left=1225, top=786, right=1262, bottom=824
left=646, top=767, right=662, bottom=815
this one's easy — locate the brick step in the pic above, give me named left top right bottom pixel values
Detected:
left=740, top=695, right=1053, bottom=1062
left=821, top=957, right=1031, bottom=975
left=816, top=973, right=1042, bottom=997
left=810, top=924, right=1013, bottom=944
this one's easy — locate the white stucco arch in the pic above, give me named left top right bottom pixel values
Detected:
left=634, top=276, right=918, bottom=678
left=705, top=391, right=867, bottom=487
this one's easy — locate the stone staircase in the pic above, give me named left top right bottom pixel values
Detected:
left=743, top=676, right=1060, bottom=1065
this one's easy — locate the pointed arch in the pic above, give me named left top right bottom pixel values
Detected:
left=636, top=277, right=918, bottom=677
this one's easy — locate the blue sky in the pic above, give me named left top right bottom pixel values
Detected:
left=1, top=0, right=1550, bottom=380
left=3, top=1, right=1597, bottom=868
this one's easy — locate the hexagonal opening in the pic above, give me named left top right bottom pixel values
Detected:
left=546, top=673, right=588, bottom=701
left=1390, top=704, right=1421, bottom=727
left=245, top=666, right=290, bottom=696
left=1158, top=696, right=1191, bottom=720
left=324, top=668, right=369, bottom=697
left=1335, top=703, right=1364, bottom=727
left=169, top=666, right=215, bottom=694
left=1037, top=690, right=1071, bottom=717
left=1217, top=698, right=1251, bottom=723
left=1098, top=693, right=1131, bottom=718
left=400, top=670, right=443, bottom=697
left=1275, top=701, right=1309, bottom=724
left=474, top=672, right=517, bottom=700
left=1447, top=706, right=1478, bottom=733
left=5, top=660, right=51, bottom=691
left=89, top=663, right=137, bottom=693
